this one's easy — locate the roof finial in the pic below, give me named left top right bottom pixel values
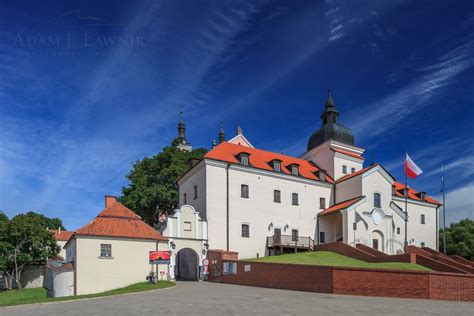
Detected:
left=212, top=139, right=217, bottom=148
left=325, top=89, right=335, bottom=108
left=218, top=121, right=226, bottom=143
left=236, top=125, right=243, bottom=135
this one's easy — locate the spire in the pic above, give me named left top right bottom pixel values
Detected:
left=176, top=110, right=192, bottom=152
left=321, top=89, right=339, bottom=125
left=236, top=125, right=243, bottom=135
left=218, top=121, right=226, bottom=143
left=325, top=89, right=336, bottom=109
left=212, top=139, right=217, bottom=148
left=177, top=111, right=186, bottom=141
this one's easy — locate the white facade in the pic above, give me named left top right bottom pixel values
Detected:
left=65, top=236, right=168, bottom=295
left=162, top=205, right=207, bottom=280
left=178, top=136, right=440, bottom=258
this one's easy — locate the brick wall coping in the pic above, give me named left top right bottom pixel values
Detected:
left=232, top=259, right=474, bottom=278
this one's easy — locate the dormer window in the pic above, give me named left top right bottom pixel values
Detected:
left=318, top=169, right=326, bottom=182
left=289, top=164, right=299, bottom=176
left=417, top=192, right=426, bottom=201
left=239, top=153, right=249, bottom=166
left=271, top=160, right=282, bottom=172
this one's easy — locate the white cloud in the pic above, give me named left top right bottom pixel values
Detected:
left=434, top=182, right=474, bottom=224
left=349, top=40, right=474, bottom=140
left=324, top=7, right=340, bottom=17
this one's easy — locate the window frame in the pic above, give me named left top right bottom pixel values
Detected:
left=319, top=197, right=326, bottom=209
left=273, top=189, right=281, bottom=203
left=184, top=221, right=192, bottom=231
left=291, top=193, right=299, bottom=206
left=397, top=227, right=400, bottom=235
left=100, top=244, right=112, bottom=258
left=193, top=185, right=198, bottom=200
left=291, top=229, right=299, bottom=242
left=319, top=232, right=325, bottom=244
left=241, top=223, right=250, bottom=238
left=241, top=184, right=249, bottom=198
left=291, top=165, right=299, bottom=176
left=273, top=161, right=281, bottom=172
left=240, top=153, right=249, bottom=166
left=421, top=214, right=425, bottom=224
left=183, top=192, right=187, bottom=204
left=374, top=192, right=381, bottom=208
left=342, top=165, right=347, bottom=174
left=351, top=167, right=355, bottom=173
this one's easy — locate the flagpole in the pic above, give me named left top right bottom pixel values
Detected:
left=404, top=152, right=408, bottom=253
left=442, top=164, right=446, bottom=254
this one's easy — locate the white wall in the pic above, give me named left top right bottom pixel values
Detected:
left=52, top=270, right=74, bottom=297
left=75, top=236, right=168, bottom=295
left=204, top=161, right=333, bottom=259
left=57, top=240, right=67, bottom=259
left=179, top=162, right=207, bottom=218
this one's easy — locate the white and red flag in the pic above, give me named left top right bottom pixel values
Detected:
left=404, top=153, right=423, bottom=179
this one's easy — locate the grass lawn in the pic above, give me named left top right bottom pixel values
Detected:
left=249, top=251, right=432, bottom=271
left=0, top=281, right=175, bottom=308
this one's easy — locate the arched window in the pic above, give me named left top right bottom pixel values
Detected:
left=374, top=193, right=381, bottom=208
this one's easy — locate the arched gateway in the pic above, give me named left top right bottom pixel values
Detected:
left=176, top=248, right=199, bottom=280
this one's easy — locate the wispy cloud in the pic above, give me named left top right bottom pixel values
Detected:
left=434, top=182, right=474, bottom=224
left=349, top=40, right=474, bottom=140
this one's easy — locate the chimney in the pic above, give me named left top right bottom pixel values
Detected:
left=105, top=195, right=117, bottom=207
left=318, top=169, right=326, bottom=182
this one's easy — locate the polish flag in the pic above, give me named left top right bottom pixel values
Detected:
left=405, top=153, right=423, bottom=179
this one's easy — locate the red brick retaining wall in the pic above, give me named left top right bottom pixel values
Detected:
left=210, top=259, right=473, bottom=301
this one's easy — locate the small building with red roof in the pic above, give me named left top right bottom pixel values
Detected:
left=62, top=196, right=168, bottom=296
left=176, top=90, right=441, bottom=259
left=49, top=229, right=74, bottom=258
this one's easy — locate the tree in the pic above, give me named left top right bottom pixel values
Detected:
left=121, top=139, right=207, bottom=225
left=0, top=212, right=60, bottom=289
left=439, top=219, right=473, bottom=260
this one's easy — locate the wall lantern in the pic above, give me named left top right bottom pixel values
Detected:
left=170, top=241, right=176, bottom=250
left=268, top=222, right=273, bottom=231
left=204, top=242, right=209, bottom=250
left=284, top=224, right=289, bottom=232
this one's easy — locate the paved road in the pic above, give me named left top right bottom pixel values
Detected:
left=1, top=282, right=472, bottom=315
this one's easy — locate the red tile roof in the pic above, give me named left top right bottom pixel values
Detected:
left=331, top=148, right=364, bottom=160
left=74, top=200, right=166, bottom=241
left=204, top=142, right=334, bottom=183
left=318, top=196, right=365, bottom=216
left=50, top=230, right=74, bottom=241
left=336, top=164, right=378, bottom=183
left=393, top=182, right=442, bottom=205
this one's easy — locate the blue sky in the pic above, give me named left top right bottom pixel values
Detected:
left=0, top=0, right=473, bottom=229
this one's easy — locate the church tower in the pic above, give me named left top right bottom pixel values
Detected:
left=300, top=90, right=365, bottom=180
left=176, top=114, right=192, bottom=152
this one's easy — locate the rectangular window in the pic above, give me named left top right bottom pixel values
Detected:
left=184, top=221, right=192, bottom=231
left=374, top=193, right=381, bottom=208
left=241, top=224, right=249, bottom=238
left=342, top=165, right=347, bottom=174
left=291, top=165, right=299, bottom=176
left=319, top=197, right=326, bottom=209
left=100, top=244, right=112, bottom=258
left=351, top=167, right=355, bottom=173
left=273, top=161, right=281, bottom=172
left=397, top=227, right=400, bottom=234
left=193, top=185, right=198, bottom=199
left=421, top=214, right=425, bottom=224
left=240, top=154, right=249, bottom=166
left=274, top=190, right=281, bottom=203
left=292, top=193, right=299, bottom=205
left=241, top=184, right=249, bottom=198
left=421, top=242, right=425, bottom=247
left=291, top=229, right=299, bottom=241
left=319, top=232, right=325, bottom=244
left=183, top=193, right=187, bottom=204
